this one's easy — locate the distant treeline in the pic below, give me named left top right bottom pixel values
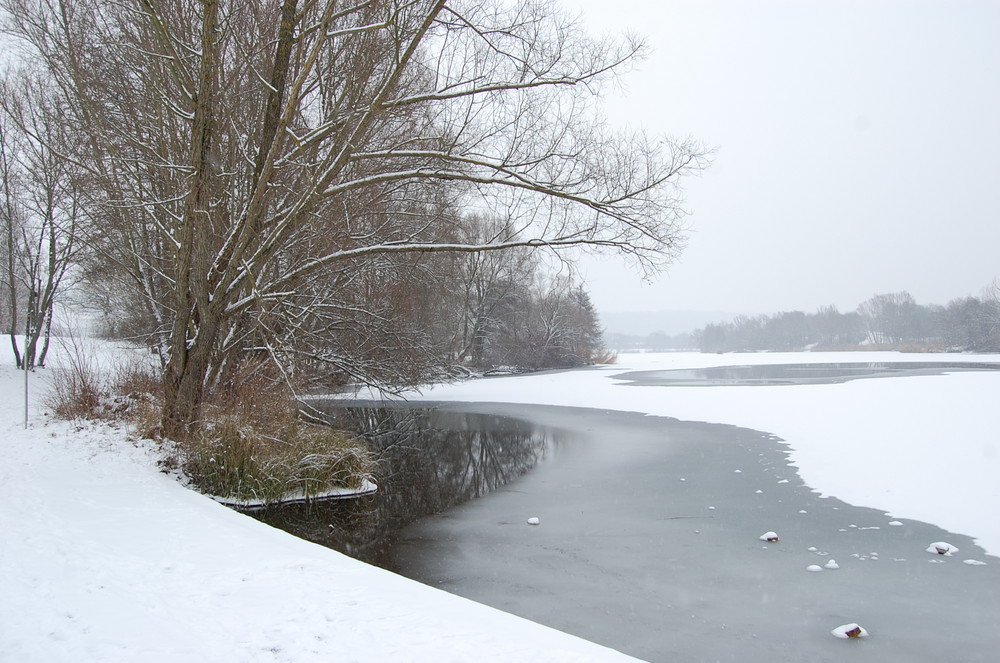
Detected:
left=607, top=288, right=1000, bottom=353
left=604, top=329, right=698, bottom=352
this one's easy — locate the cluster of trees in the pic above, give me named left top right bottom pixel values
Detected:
left=693, top=289, right=1000, bottom=353
left=0, top=0, right=704, bottom=437
left=604, top=329, right=696, bottom=352
left=0, top=84, right=81, bottom=370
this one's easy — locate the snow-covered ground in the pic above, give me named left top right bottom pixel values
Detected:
left=0, top=346, right=639, bottom=663
left=3, top=345, right=998, bottom=662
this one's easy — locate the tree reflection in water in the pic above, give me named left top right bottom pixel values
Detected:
left=246, top=405, right=558, bottom=566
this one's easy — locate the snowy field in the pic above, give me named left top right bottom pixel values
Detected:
left=3, top=345, right=998, bottom=662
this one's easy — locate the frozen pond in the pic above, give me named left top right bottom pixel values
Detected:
left=613, top=361, right=1000, bottom=387
left=387, top=403, right=999, bottom=662
left=272, top=361, right=1000, bottom=662
left=377, top=362, right=1000, bottom=662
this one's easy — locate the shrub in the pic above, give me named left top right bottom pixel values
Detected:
left=591, top=348, right=619, bottom=365
left=44, top=343, right=377, bottom=508
left=205, top=358, right=298, bottom=432
left=183, top=418, right=377, bottom=507
left=45, top=337, right=162, bottom=423
left=45, top=335, right=107, bottom=419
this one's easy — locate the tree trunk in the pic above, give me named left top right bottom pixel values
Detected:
left=161, top=311, right=221, bottom=439
left=161, top=0, right=220, bottom=440
left=1, top=124, right=22, bottom=369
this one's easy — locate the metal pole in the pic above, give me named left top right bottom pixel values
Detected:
left=24, top=359, right=29, bottom=429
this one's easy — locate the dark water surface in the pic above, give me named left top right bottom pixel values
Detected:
left=251, top=404, right=566, bottom=565
left=612, top=361, right=1000, bottom=387
left=384, top=402, right=1000, bottom=663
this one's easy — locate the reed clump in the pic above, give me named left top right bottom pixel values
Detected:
left=183, top=418, right=377, bottom=507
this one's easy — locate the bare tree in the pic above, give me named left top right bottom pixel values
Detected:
left=857, top=291, right=919, bottom=345
left=983, top=279, right=1000, bottom=350
left=0, top=109, right=22, bottom=364
left=0, top=75, right=82, bottom=369
left=2, top=0, right=706, bottom=438
left=517, top=278, right=602, bottom=368
left=449, top=214, right=535, bottom=365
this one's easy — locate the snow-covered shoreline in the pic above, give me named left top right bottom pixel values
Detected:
left=4, top=347, right=998, bottom=661
left=0, top=357, right=641, bottom=662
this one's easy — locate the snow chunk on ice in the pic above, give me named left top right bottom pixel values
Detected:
left=759, top=531, right=779, bottom=542
left=805, top=564, right=823, bottom=573
left=824, top=559, right=840, bottom=570
left=926, top=541, right=959, bottom=556
left=963, top=559, right=987, bottom=566
left=832, top=623, right=869, bottom=639
left=888, top=520, right=904, bottom=527
left=526, top=517, right=540, bottom=526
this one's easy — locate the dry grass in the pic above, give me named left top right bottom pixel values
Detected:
left=591, top=347, right=618, bottom=364
left=44, top=336, right=106, bottom=419
left=183, top=359, right=377, bottom=506
left=45, top=346, right=378, bottom=507
left=183, top=419, right=377, bottom=506
left=203, top=359, right=299, bottom=432
left=45, top=337, right=162, bottom=422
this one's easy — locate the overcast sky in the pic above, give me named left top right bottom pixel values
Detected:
left=570, top=0, right=1000, bottom=316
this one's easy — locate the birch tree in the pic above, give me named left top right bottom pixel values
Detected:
left=2, top=0, right=706, bottom=438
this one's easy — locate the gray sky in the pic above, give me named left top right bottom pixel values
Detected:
left=572, top=0, right=1000, bottom=316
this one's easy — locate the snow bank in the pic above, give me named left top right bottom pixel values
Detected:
left=6, top=343, right=997, bottom=661
left=0, top=351, right=639, bottom=662
left=395, top=351, right=1000, bottom=556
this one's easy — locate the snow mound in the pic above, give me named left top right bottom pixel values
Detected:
left=832, top=623, right=869, bottom=639
left=926, top=541, right=959, bottom=556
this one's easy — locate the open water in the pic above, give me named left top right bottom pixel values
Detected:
left=263, top=362, right=1000, bottom=662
